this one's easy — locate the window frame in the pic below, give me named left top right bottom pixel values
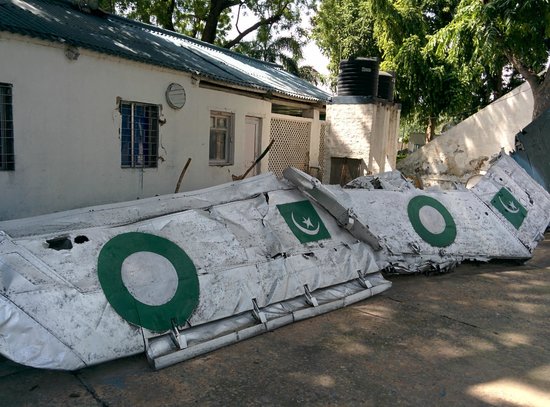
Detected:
left=119, top=100, right=160, bottom=169
left=209, top=110, right=234, bottom=166
left=0, top=83, right=14, bottom=171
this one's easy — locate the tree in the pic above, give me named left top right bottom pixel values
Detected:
left=314, top=0, right=471, bottom=141
left=233, top=24, right=324, bottom=85
left=313, top=0, right=550, bottom=140
left=99, top=0, right=230, bottom=40
left=99, top=0, right=316, bottom=48
left=431, top=0, right=550, bottom=119
left=312, top=0, right=381, bottom=91
left=99, top=1, right=321, bottom=84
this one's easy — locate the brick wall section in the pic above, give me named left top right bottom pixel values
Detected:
left=324, top=101, right=400, bottom=183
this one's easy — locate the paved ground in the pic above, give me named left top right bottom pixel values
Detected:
left=1, top=234, right=549, bottom=406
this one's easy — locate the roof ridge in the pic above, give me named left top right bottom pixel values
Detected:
left=29, top=0, right=283, bottom=69
left=1, top=0, right=330, bottom=102
left=61, top=1, right=285, bottom=70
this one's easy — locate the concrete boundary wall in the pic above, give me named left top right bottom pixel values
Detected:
left=398, top=82, right=534, bottom=187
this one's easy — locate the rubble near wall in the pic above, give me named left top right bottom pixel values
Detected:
left=397, top=82, right=533, bottom=188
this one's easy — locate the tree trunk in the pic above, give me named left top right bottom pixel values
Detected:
left=201, top=0, right=240, bottom=44
left=531, top=74, right=550, bottom=120
left=158, top=0, right=176, bottom=31
left=426, top=116, right=436, bottom=143
left=505, top=51, right=550, bottom=120
left=223, top=13, right=285, bottom=49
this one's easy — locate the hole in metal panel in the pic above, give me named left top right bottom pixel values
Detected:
left=74, top=235, right=89, bottom=244
left=46, top=236, right=73, bottom=251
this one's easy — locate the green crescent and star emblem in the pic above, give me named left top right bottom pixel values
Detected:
left=276, top=200, right=331, bottom=243
left=490, top=187, right=527, bottom=230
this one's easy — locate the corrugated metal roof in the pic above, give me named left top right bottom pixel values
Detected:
left=0, top=0, right=331, bottom=103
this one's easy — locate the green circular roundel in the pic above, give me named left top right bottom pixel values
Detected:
left=407, top=196, right=457, bottom=247
left=97, top=232, right=199, bottom=331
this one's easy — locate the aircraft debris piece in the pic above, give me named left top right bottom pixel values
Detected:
left=1, top=154, right=549, bottom=370
left=284, top=153, right=550, bottom=274
left=0, top=174, right=389, bottom=370
left=344, top=171, right=416, bottom=191
left=511, top=108, right=550, bottom=193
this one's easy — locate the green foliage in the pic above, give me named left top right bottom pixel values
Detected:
left=99, top=1, right=314, bottom=47
left=432, top=1, right=549, bottom=74
left=313, top=0, right=550, bottom=137
left=312, top=0, right=380, bottom=87
left=98, top=0, right=322, bottom=84
left=233, top=24, right=324, bottom=84
left=428, top=0, right=550, bottom=118
left=98, top=0, right=230, bottom=39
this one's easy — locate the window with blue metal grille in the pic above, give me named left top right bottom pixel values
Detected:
left=0, top=83, right=14, bottom=171
left=120, top=101, right=159, bottom=168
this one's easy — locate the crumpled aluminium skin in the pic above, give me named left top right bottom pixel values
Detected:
left=286, top=153, right=550, bottom=274
left=0, top=174, right=388, bottom=370
left=1, top=154, right=549, bottom=370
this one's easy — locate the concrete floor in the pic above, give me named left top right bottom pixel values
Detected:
left=1, top=234, right=549, bottom=406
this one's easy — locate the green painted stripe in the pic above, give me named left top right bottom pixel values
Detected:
left=97, top=232, right=199, bottom=332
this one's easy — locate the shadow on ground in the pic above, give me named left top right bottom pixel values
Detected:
left=1, top=235, right=549, bottom=406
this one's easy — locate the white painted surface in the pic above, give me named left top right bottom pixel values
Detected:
left=121, top=252, right=179, bottom=306
left=0, top=33, right=326, bottom=220
left=0, top=179, right=386, bottom=369
left=244, top=116, right=262, bottom=176
left=1, top=154, right=549, bottom=370
left=324, top=102, right=401, bottom=182
left=419, top=206, right=446, bottom=234
left=398, top=82, right=534, bottom=186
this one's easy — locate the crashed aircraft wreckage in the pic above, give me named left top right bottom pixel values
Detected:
left=1, top=153, right=549, bottom=370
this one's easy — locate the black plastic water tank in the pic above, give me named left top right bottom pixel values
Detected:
left=337, top=57, right=379, bottom=97
left=377, top=71, right=395, bottom=101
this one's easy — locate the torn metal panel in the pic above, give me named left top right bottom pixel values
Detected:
left=344, top=171, right=415, bottom=191
left=283, top=154, right=548, bottom=274
left=471, top=153, right=550, bottom=252
left=1, top=153, right=549, bottom=371
left=0, top=295, right=85, bottom=369
left=146, top=273, right=390, bottom=370
left=344, top=188, right=531, bottom=272
left=282, top=167, right=382, bottom=250
left=0, top=178, right=388, bottom=370
left=511, top=109, right=550, bottom=192
left=0, top=173, right=288, bottom=239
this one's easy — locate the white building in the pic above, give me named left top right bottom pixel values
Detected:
left=0, top=0, right=330, bottom=220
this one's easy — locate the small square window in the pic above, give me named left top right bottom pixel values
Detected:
left=120, top=101, right=159, bottom=168
left=209, top=111, right=234, bottom=165
left=0, top=83, right=14, bottom=171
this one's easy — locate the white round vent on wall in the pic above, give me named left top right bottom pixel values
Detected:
left=166, top=82, right=186, bottom=109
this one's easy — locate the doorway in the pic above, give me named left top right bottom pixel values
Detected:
left=245, top=116, right=262, bottom=176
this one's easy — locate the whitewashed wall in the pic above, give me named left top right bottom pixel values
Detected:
left=324, top=101, right=400, bottom=183
left=397, top=82, right=534, bottom=187
left=0, top=33, right=282, bottom=220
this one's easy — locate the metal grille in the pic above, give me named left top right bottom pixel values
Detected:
left=319, top=122, right=327, bottom=180
left=0, top=83, right=14, bottom=171
left=268, top=116, right=311, bottom=178
left=120, top=101, right=159, bottom=168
